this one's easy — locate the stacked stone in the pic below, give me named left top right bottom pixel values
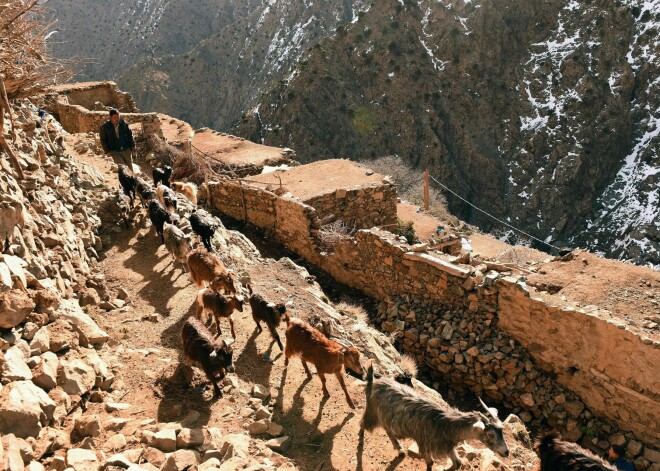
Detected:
left=306, top=183, right=397, bottom=230
left=0, top=101, right=119, bottom=469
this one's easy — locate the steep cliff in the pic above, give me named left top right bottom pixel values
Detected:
left=46, top=0, right=254, bottom=81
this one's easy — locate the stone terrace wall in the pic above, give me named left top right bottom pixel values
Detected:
left=45, top=100, right=162, bottom=137
left=207, top=178, right=660, bottom=458
left=47, top=81, right=137, bottom=112
left=497, top=282, right=660, bottom=447
left=305, top=184, right=397, bottom=230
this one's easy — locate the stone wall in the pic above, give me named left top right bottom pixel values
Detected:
left=207, top=172, right=660, bottom=461
left=305, top=184, right=397, bottom=230
left=46, top=82, right=137, bottom=112
left=45, top=100, right=162, bottom=137
left=497, top=282, right=660, bottom=447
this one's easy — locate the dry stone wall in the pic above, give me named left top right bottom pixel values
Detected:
left=208, top=177, right=660, bottom=463
left=306, top=184, right=397, bottom=230
left=47, top=82, right=138, bottom=113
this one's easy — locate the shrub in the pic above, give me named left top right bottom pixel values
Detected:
left=397, top=219, right=419, bottom=244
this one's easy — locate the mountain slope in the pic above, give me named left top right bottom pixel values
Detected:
left=233, top=0, right=660, bottom=266
left=118, top=0, right=368, bottom=129
left=46, top=0, right=255, bottom=81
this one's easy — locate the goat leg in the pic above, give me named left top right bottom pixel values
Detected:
left=318, top=372, right=330, bottom=397
left=301, top=358, right=312, bottom=378
left=213, top=314, right=223, bottom=337
left=445, top=448, right=462, bottom=471
left=229, top=316, right=236, bottom=339
left=270, top=328, right=283, bottom=351
left=385, top=429, right=404, bottom=456
left=336, top=371, right=355, bottom=409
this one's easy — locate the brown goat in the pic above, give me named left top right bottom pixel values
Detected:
left=283, top=315, right=363, bottom=408
left=197, top=288, right=244, bottom=339
left=247, top=284, right=287, bottom=351
left=181, top=317, right=235, bottom=398
left=187, top=248, right=238, bottom=293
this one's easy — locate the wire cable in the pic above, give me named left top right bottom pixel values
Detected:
left=428, top=174, right=562, bottom=251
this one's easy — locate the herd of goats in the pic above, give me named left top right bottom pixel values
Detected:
left=115, top=164, right=624, bottom=471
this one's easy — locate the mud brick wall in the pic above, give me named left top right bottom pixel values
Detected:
left=497, top=281, right=660, bottom=448
left=46, top=100, right=162, bottom=137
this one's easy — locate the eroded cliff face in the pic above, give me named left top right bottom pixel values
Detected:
left=233, top=0, right=659, bottom=266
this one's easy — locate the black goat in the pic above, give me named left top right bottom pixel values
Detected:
left=537, top=431, right=617, bottom=471
left=135, top=177, right=153, bottom=208
left=181, top=317, right=235, bottom=398
left=189, top=210, right=215, bottom=252
left=118, top=165, right=137, bottom=209
left=148, top=199, right=173, bottom=243
left=247, top=284, right=286, bottom=351
left=153, top=165, right=172, bottom=188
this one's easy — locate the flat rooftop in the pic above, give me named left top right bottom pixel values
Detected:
left=158, top=113, right=193, bottom=147
left=46, top=81, right=113, bottom=92
left=192, top=129, right=290, bottom=169
left=244, top=159, right=388, bottom=201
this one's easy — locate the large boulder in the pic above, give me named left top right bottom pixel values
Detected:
left=1, top=345, right=32, bottom=382
left=57, top=358, right=96, bottom=395
left=0, top=290, right=35, bottom=329
left=32, top=352, right=59, bottom=391
left=58, top=300, right=108, bottom=347
left=0, top=381, right=56, bottom=438
left=65, top=448, right=98, bottom=471
left=45, top=319, right=79, bottom=353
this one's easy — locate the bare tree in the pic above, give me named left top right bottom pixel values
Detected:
left=1, top=0, right=73, bottom=178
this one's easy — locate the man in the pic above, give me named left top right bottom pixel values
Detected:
left=608, top=445, right=634, bottom=471
left=99, top=109, right=135, bottom=168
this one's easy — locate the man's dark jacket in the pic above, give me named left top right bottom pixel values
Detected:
left=99, top=119, right=135, bottom=152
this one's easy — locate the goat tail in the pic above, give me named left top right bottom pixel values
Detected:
left=537, top=430, right=561, bottom=455
left=365, top=359, right=374, bottom=397
left=282, top=312, right=290, bottom=324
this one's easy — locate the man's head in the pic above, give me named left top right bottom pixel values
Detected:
left=109, top=109, right=119, bottom=125
left=609, top=444, right=626, bottom=460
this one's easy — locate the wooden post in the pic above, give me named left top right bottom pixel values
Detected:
left=423, top=168, right=429, bottom=211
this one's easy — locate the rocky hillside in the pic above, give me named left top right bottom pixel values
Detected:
left=233, top=0, right=660, bottom=267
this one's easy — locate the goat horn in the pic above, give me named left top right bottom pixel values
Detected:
left=478, top=396, right=497, bottom=419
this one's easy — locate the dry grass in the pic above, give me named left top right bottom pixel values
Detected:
left=316, top=220, right=355, bottom=249
left=398, top=353, right=418, bottom=379
left=1, top=1, right=73, bottom=101
left=335, top=301, right=369, bottom=324
left=1, top=0, right=73, bottom=179
left=368, top=155, right=458, bottom=224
